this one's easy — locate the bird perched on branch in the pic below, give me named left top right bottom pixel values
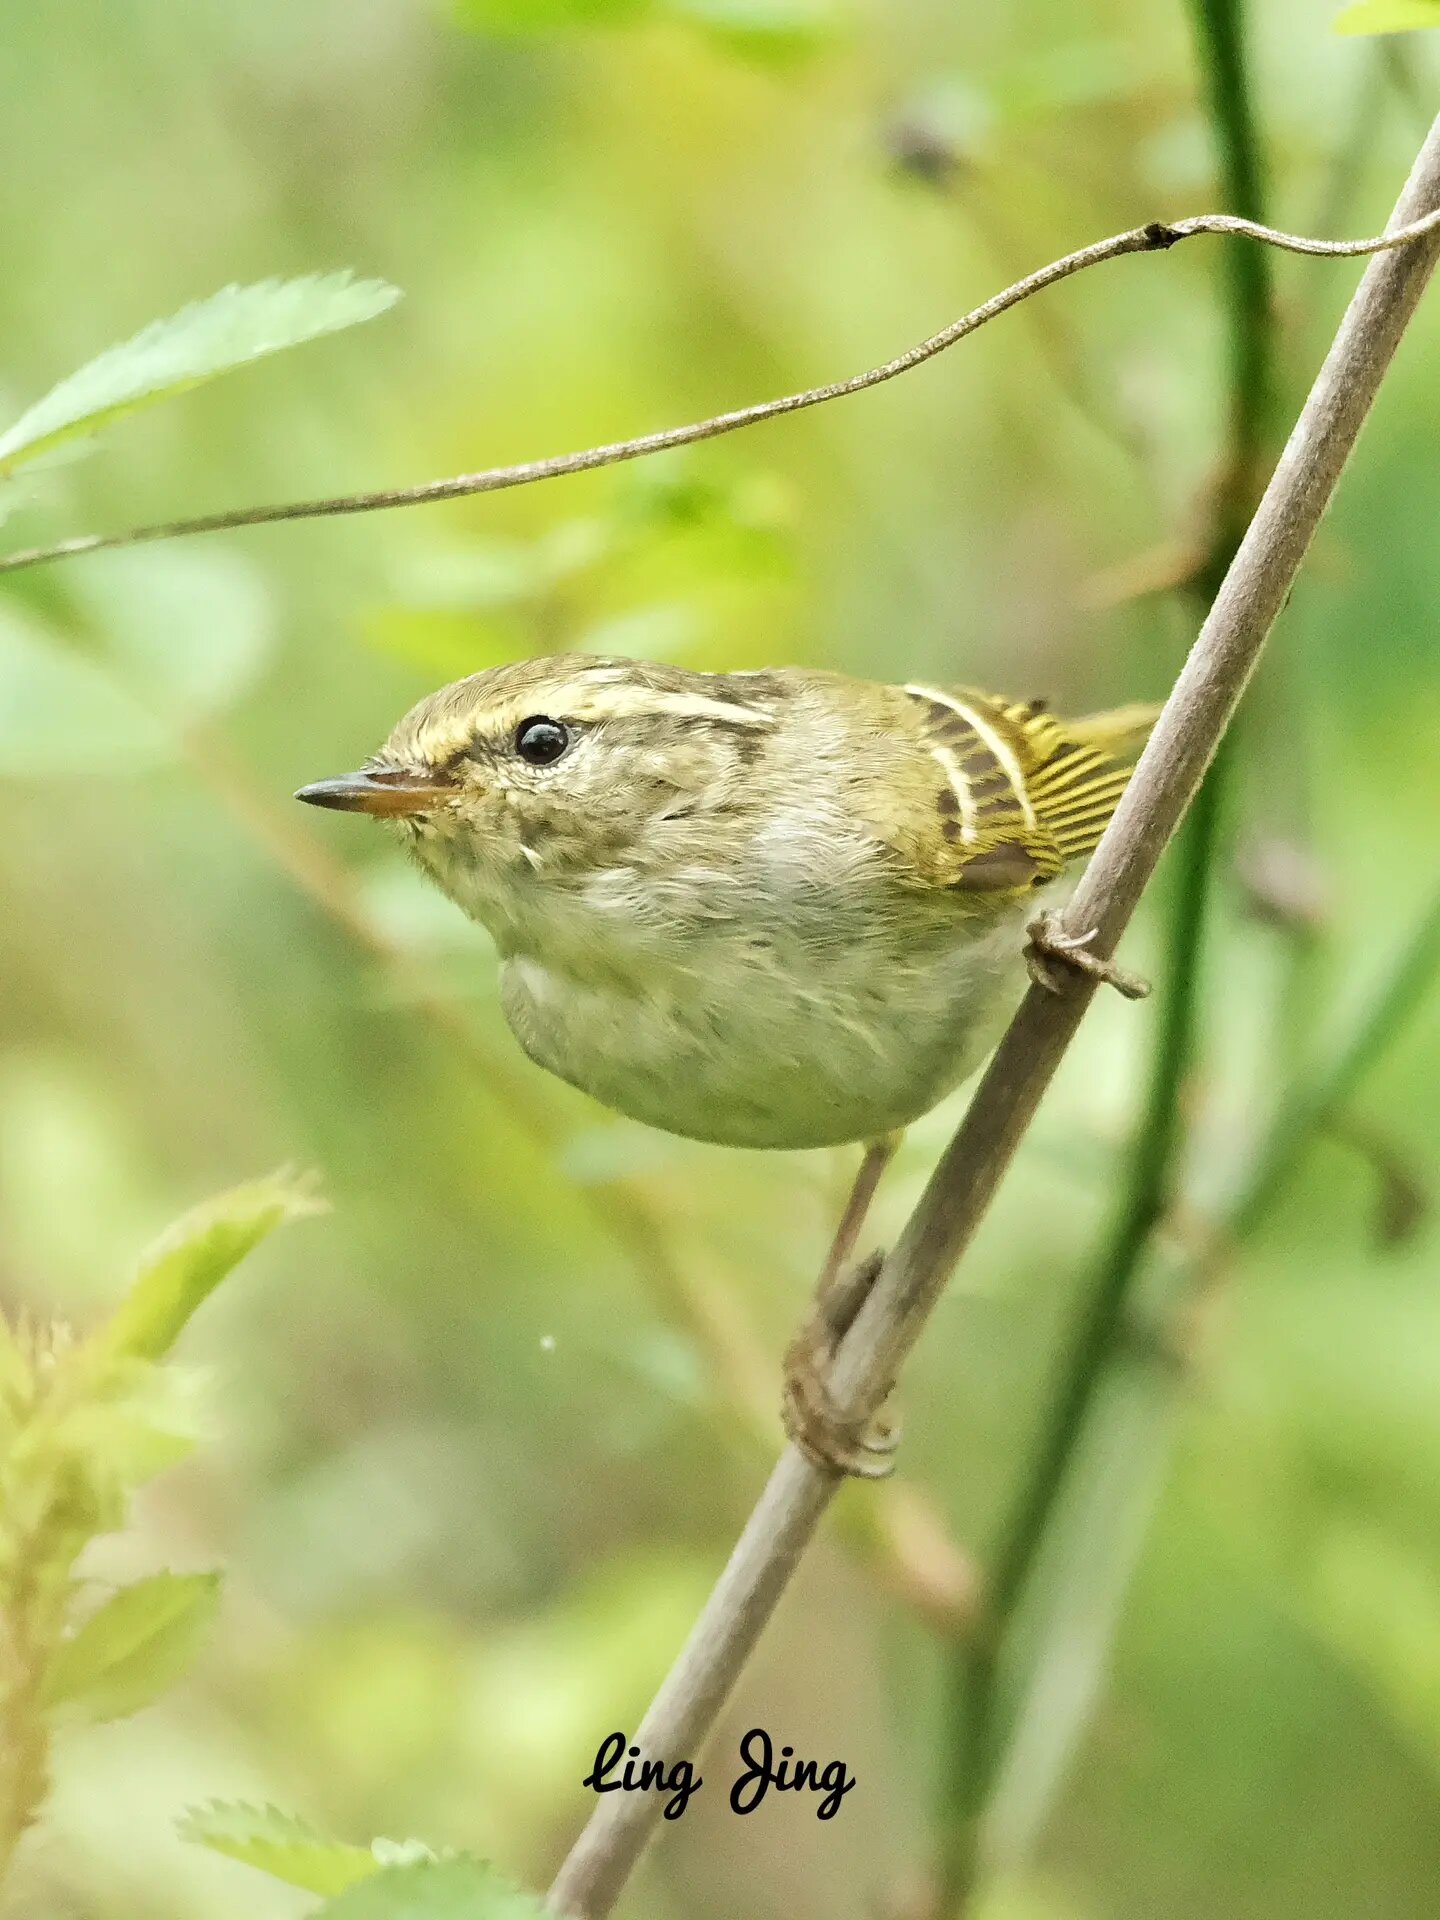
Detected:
left=298, top=654, right=1156, bottom=1473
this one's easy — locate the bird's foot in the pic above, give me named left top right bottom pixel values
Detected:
left=782, top=1251, right=900, bottom=1480
left=1025, top=910, right=1151, bottom=1001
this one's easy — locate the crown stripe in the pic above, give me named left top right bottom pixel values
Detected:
left=567, top=686, right=776, bottom=729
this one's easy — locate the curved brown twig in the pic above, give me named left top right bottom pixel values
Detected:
left=2, top=208, right=1440, bottom=577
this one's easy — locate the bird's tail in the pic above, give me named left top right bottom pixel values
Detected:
left=954, top=688, right=1161, bottom=868
left=1065, top=701, right=1161, bottom=762
left=1019, top=700, right=1161, bottom=865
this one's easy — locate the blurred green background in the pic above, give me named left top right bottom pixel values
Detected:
left=2, top=2, right=1439, bottom=1916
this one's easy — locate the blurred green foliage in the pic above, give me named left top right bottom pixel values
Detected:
left=0, top=3, right=1438, bottom=1918
left=0, top=1175, right=313, bottom=1893
left=1335, top=1, right=1440, bottom=35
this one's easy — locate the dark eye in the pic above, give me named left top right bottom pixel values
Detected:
left=514, top=716, right=570, bottom=766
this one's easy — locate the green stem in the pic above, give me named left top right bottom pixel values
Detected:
left=931, top=763, right=1226, bottom=1912
left=0, top=1608, right=51, bottom=1889
left=1003, top=764, right=1223, bottom=1623
left=1192, top=0, right=1272, bottom=517
left=933, top=840, right=1440, bottom=1920
left=1227, top=882, right=1440, bottom=1248
left=934, top=1642, right=994, bottom=1910
left=932, top=5, right=1271, bottom=1909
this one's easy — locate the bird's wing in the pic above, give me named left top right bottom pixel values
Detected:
left=894, top=683, right=1158, bottom=896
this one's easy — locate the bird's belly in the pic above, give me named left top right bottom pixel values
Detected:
left=499, top=919, right=1027, bottom=1150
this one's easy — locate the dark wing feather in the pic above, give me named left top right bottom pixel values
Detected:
left=899, top=683, right=1156, bottom=896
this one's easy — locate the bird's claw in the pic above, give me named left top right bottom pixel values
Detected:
left=782, top=1251, right=900, bottom=1480
left=1025, top=910, right=1151, bottom=1001
left=782, top=1353, right=900, bottom=1479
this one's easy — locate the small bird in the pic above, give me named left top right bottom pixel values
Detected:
left=298, top=654, right=1155, bottom=1471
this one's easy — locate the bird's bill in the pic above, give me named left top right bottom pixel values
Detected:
left=294, top=769, right=453, bottom=816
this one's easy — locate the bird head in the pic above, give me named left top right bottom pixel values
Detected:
left=296, top=653, right=785, bottom=948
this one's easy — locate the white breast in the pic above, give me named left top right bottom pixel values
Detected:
left=422, top=781, right=1035, bottom=1150
left=498, top=905, right=1028, bottom=1150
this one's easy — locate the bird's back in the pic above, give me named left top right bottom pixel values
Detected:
left=498, top=665, right=1156, bottom=1149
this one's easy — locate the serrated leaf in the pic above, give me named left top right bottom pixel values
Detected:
left=0, top=272, right=401, bottom=477
left=1334, top=0, right=1440, bottom=30
left=96, top=1171, right=325, bottom=1364
left=369, top=1841, right=444, bottom=1869
left=43, top=1571, right=220, bottom=1720
left=53, top=1358, right=212, bottom=1491
left=315, top=1860, right=547, bottom=1920
left=180, top=1802, right=381, bottom=1897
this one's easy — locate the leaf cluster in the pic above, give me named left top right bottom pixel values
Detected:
left=0, top=1174, right=319, bottom=1884
left=181, top=1803, right=548, bottom=1919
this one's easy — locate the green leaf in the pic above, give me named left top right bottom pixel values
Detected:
left=180, top=1803, right=382, bottom=1897
left=0, top=272, right=401, bottom=477
left=42, top=1571, right=220, bottom=1720
left=1334, top=0, right=1440, bottom=31
left=983, top=1364, right=1177, bottom=1872
left=449, top=0, right=833, bottom=41
left=315, top=1860, right=548, bottom=1920
left=97, top=1171, right=325, bottom=1364
left=50, top=1358, right=212, bottom=1493
left=667, top=0, right=835, bottom=54
left=452, top=0, right=649, bottom=29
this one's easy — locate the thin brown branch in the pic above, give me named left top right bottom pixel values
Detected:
left=3, top=210, right=1440, bottom=578
left=544, top=118, right=1440, bottom=1920
left=934, top=7, right=1279, bottom=1894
